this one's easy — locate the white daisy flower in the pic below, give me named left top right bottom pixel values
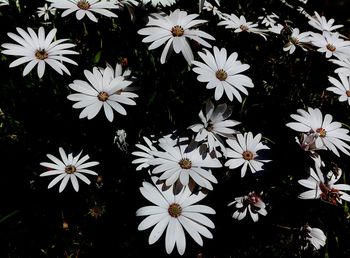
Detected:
left=258, top=12, right=279, bottom=28
left=0, top=0, right=9, bottom=6
left=37, top=3, right=56, bottom=21
left=308, top=11, right=343, bottom=32
left=188, top=101, right=240, bottom=156
left=148, top=139, right=222, bottom=190
left=228, top=191, right=267, bottom=222
left=1, top=27, right=78, bottom=78
left=298, top=157, right=350, bottom=205
left=136, top=177, right=215, bottom=255
left=286, top=107, right=350, bottom=156
left=138, top=9, right=215, bottom=65
left=218, top=13, right=268, bottom=40
left=300, top=225, right=327, bottom=250
left=141, top=0, right=176, bottom=7
left=283, top=28, right=311, bottom=54
left=40, top=147, right=99, bottom=192
left=225, top=132, right=270, bottom=178
left=192, top=46, right=254, bottom=102
left=47, top=0, right=118, bottom=22
left=327, top=74, right=350, bottom=105
left=330, top=58, right=350, bottom=76
left=268, top=23, right=284, bottom=34
left=309, top=32, right=350, bottom=59
left=132, top=136, right=157, bottom=171
left=67, top=65, right=137, bottom=122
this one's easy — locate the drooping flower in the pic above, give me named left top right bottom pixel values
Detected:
left=225, top=132, right=270, bottom=178
left=300, top=224, right=327, bottom=250
left=228, top=191, right=267, bottom=222
left=298, top=156, right=350, bottom=205
left=192, top=46, right=254, bottom=102
left=286, top=107, right=350, bottom=156
left=136, top=177, right=215, bottom=255
left=148, top=138, right=222, bottom=190
left=47, top=0, right=118, bottom=22
left=188, top=101, right=240, bottom=156
left=308, top=11, right=343, bottom=32
left=39, top=147, right=99, bottom=192
left=283, top=28, right=311, bottom=54
left=141, top=0, right=176, bottom=7
left=327, top=74, right=350, bottom=105
left=138, top=9, right=215, bottom=65
left=37, top=3, right=56, bottom=21
left=309, top=32, right=350, bottom=59
left=67, top=65, right=137, bottom=122
left=1, top=27, right=78, bottom=78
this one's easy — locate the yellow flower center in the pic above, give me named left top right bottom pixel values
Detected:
left=171, top=25, right=184, bottom=37
left=77, top=0, right=90, bottom=10
left=179, top=158, right=192, bottom=169
left=216, top=69, right=228, bottom=81
left=35, top=49, right=48, bottom=60
left=326, top=43, right=336, bottom=52
left=242, top=151, right=254, bottom=161
left=168, top=203, right=182, bottom=218
left=98, top=91, right=109, bottom=102
left=65, top=165, right=76, bottom=174
left=316, top=128, right=327, bottom=138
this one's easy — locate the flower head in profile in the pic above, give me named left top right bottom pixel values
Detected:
left=141, top=0, right=176, bottom=7
left=283, top=28, right=311, bottom=54
left=47, top=0, right=118, bottom=22
left=188, top=101, right=240, bottom=156
left=300, top=224, right=326, bottom=250
left=148, top=138, right=222, bottom=190
left=136, top=177, right=215, bottom=255
left=308, top=11, right=343, bottom=32
left=286, top=107, right=350, bottom=156
left=1, top=27, right=78, bottom=78
left=67, top=65, right=137, bottom=122
left=225, top=132, right=270, bottom=177
left=298, top=156, right=350, bottom=205
left=218, top=13, right=268, bottom=40
left=228, top=191, right=267, bottom=222
left=309, top=32, right=350, bottom=59
left=138, top=9, right=215, bottom=65
left=40, top=147, right=99, bottom=192
left=327, top=74, right=350, bottom=105
left=37, top=3, right=56, bottom=21
left=192, top=46, right=254, bottom=102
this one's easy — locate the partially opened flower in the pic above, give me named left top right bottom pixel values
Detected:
left=308, top=11, right=343, bottom=32
left=67, top=65, right=137, bottom=122
left=327, top=74, right=350, bottom=105
left=228, top=191, right=267, bottom=222
left=225, top=132, right=270, bottom=177
left=192, top=46, right=254, bottom=102
left=40, top=147, right=99, bottom=192
left=47, top=0, right=118, bottom=22
left=1, top=27, right=78, bottom=78
left=148, top=139, right=222, bottom=190
left=136, top=177, right=215, bottom=255
left=188, top=101, right=240, bottom=156
left=300, top=224, right=327, bottom=250
left=309, top=32, right=350, bottom=59
left=138, top=9, right=215, bottom=65
left=141, top=0, right=176, bottom=7
left=283, top=28, right=311, bottom=54
left=286, top=107, right=350, bottom=156
left=37, top=3, right=56, bottom=21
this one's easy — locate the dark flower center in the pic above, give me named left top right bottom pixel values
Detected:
left=179, top=158, right=192, bottom=169
left=65, top=165, right=76, bottom=174
left=316, top=128, right=327, bottom=138
left=206, top=122, right=214, bottom=132
left=77, top=0, right=90, bottom=10
left=168, top=203, right=182, bottom=217
left=346, top=90, right=350, bottom=97
left=290, top=37, right=299, bottom=45
left=239, top=24, right=249, bottom=31
left=216, top=69, right=228, bottom=81
left=35, top=49, right=48, bottom=60
left=246, top=192, right=261, bottom=205
left=242, top=151, right=254, bottom=161
left=171, top=25, right=184, bottom=37
left=319, top=182, right=341, bottom=206
left=98, top=91, right=109, bottom=102
left=326, top=43, right=336, bottom=52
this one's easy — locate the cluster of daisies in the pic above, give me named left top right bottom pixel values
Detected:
left=1, top=0, right=350, bottom=255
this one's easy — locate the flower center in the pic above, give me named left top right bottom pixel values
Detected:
left=171, top=25, right=184, bottom=37
left=179, top=158, right=192, bottom=169
left=168, top=203, right=182, bottom=218
left=242, top=151, right=254, bottom=160
left=326, top=43, right=336, bottom=52
left=98, top=91, right=109, bottom=102
left=77, top=0, right=90, bottom=10
left=239, top=24, right=249, bottom=31
left=216, top=69, right=228, bottom=81
left=346, top=90, right=350, bottom=97
left=319, top=182, right=341, bottom=205
left=316, top=128, right=327, bottom=138
left=35, top=49, right=48, bottom=60
left=65, top=165, right=76, bottom=174
left=290, top=37, right=299, bottom=45
left=246, top=192, right=261, bottom=205
left=206, top=122, right=214, bottom=132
